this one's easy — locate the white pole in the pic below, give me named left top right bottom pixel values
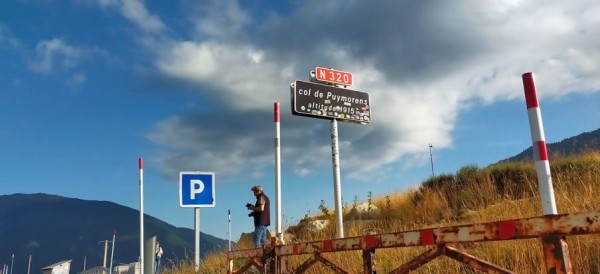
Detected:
left=429, top=143, right=435, bottom=177
left=274, top=102, right=283, bottom=244
left=27, top=255, right=30, bottom=274
left=83, top=256, right=86, bottom=271
left=521, top=73, right=558, bottom=215
left=228, top=210, right=233, bottom=272
left=194, top=208, right=200, bottom=272
left=102, top=240, right=108, bottom=268
left=331, top=118, right=344, bottom=238
left=10, top=254, right=13, bottom=274
left=139, top=157, right=144, bottom=274
left=110, top=230, right=116, bottom=274
left=228, top=210, right=232, bottom=252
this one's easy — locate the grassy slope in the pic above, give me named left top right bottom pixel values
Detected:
left=169, top=151, right=600, bottom=273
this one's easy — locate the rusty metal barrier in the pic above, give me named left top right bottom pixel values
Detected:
left=227, top=210, right=600, bottom=273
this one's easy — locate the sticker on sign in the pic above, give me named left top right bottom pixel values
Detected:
left=315, top=67, right=353, bottom=86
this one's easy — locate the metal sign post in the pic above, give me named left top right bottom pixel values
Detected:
left=290, top=67, right=370, bottom=239
left=330, top=118, right=344, bottom=238
left=179, top=171, right=216, bottom=273
left=194, top=208, right=200, bottom=272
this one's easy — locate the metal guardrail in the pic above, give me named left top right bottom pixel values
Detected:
left=227, top=210, right=600, bottom=273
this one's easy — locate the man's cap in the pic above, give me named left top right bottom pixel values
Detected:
left=251, top=185, right=263, bottom=191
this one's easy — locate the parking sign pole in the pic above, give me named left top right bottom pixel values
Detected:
left=194, top=208, right=200, bottom=272
left=331, top=118, right=344, bottom=238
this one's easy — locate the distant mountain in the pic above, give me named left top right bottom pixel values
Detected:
left=0, top=193, right=228, bottom=273
left=502, top=127, right=600, bottom=162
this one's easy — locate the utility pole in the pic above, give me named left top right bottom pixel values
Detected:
left=110, top=230, right=116, bottom=274
left=98, top=240, right=112, bottom=268
left=429, top=143, right=435, bottom=177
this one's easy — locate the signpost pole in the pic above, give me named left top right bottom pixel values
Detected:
left=179, top=171, right=215, bottom=272
left=294, top=67, right=367, bottom=240
left=331, top=118, right=344, bottom=238
left=274, top=102, right=283, bottom=244
left=194, top=208, right=200, bottom=272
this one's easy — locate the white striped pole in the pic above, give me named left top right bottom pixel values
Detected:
left=139, top=158, right=144, bottom=274
left=521, top=72, right=557, bottom=215
left=522, top=72, right=571, bottom=273
left=274, top=102, right=283, bottom=244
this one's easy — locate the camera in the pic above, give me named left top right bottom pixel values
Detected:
left=248, top=212, right=256, bottom=217
left=245, top=203, right=253, bottom=208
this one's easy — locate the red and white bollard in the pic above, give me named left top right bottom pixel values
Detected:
left=521, top=72, right=571, bottom=274
left=138, top=157, right=145, bottom=274
left=522, top=72, right=557, bottom=215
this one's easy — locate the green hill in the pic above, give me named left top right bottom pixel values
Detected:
left=0, top=193, right=228, bottom=273
left=502, top=127, right=600, bottom=162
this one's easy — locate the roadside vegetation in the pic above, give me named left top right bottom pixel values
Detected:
left=166, top=151, right=600, bottom=273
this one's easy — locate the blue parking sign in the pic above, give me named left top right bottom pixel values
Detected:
left=179, top=171, right=215, bottom=208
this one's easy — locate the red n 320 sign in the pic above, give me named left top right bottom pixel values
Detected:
left=315, top=67, right=353, bottom=86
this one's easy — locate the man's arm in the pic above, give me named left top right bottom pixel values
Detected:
left=250, top=196, right=265, bottom=212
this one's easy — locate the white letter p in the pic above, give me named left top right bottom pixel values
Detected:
left=190, top=179, right=205, bottom=200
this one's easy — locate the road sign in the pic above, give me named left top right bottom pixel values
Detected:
left=291, top=80, right=371, bottom=124
left=315, top=67, right=353, bottom=86
left=179, top=171, right=216, bottom=208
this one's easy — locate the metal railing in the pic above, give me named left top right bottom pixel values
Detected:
left=228, top=210, right=600, bottom=273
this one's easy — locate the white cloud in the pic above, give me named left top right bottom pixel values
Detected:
left=0, top=24, right=20, bottom=49
left=193, top=0, right=250, bottom=40
left=97, top=0, right=165, bottom=32
left=29, top=38, right=83, bottom=73
left=67, top=72, right=87, bottom=87
left=156, top=41, right=291, bottom=111
left=136, top=0, right=600, bottom=181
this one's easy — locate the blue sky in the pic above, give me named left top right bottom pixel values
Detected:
left=1, top=0, right=600, bottom=243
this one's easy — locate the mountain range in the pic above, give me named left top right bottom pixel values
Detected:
left=502, top=127, right=600, bottom=162
left=0, top=193, right=228, bottom=273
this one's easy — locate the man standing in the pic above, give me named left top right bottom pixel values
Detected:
left=247, top=185, right=271, bottom=248
left=155, top=240, right=163, bottom=274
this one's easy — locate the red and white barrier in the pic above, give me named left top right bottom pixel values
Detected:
left=521, top=72, right=557, bottom=215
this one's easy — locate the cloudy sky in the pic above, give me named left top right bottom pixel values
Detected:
left=1, top=0, right=600, bottom=244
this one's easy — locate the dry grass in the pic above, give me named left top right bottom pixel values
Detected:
left=172, top=151, right=600, bottom=273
